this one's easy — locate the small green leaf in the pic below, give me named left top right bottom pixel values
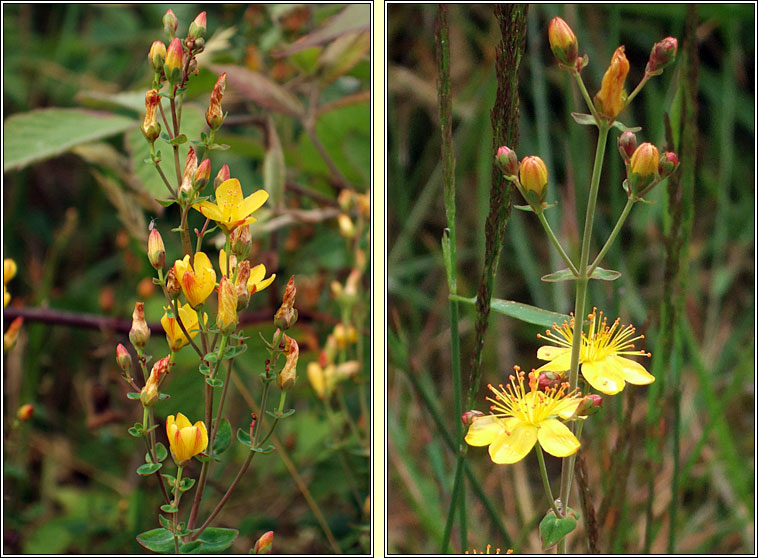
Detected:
left=204, top=351, right=219, bottom=363
left=539, top=508, right=579, bottom=549
left=128, top=423, right=144, bottom=437
left=212, top=418, right=232, bottom=456
left=589, top=266, right=622, bottom=281
left=251, top=444, right=276, bottom=454
left=266, top=408, right=296, bottom=420
left=126, top=392, right=141, bottom=400
left=160, top=503, right=179, bottom=513
left=237, top=428, right=252, bottom=447
left=570, top=112, right=597, bottom=126
left=182, top=528, right=238, bottom=554
left=220, top=344, right=247, bottom=360
left=155, top=442, right=168, bottom=462
left=137, top=462, right=163, bottom=476
left=158, top=393, right=170, bottom=400
left=450, top=295, right=569, bottom=329
left=198, top=363, right=211, bottom=376
left=179, top=478, right=196, bottom=492
left=207, top=143, right=231, bottom=151
left=541, top=268, right=578, bottom=282
left=158, top=514, right=173, bottom=530
left=169, top=134, right=188, bottom=146
left=611, top=120, right=642, bottom=133
left=155, top=198, right=176, bottom=207
left=513, top=203, right=535, bottom=212
left=161, top=473, right=176, bottom=487
left=136, top=528, right=175, bottom=554
left=205, top=377, right=224, bottom=388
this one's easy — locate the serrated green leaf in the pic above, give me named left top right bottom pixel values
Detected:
left=136, top=528, right=175, bottom=554
left=4, top=108, right=135, bottom=172
left=161, top=473, right=176, bottom=487
left=589, top=266, right=622, bottom=281
left=212, top=418, right=233, bottom=456
left=137, top=462, right=163, bottom=476
left=541, top=268, right=578, bottom=282
left=450, top=295, right=569, bottom=329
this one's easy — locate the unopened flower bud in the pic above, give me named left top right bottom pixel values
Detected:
left=194, top=158, right=211, bottom=191
left=594, top=46, right=630, bottom=119
left=548, top=17, right=578, bottom=67
left=646, top=37, right=678, bottom=75
left=163, top=9, right=178, bottom=39
left=356, top=193, right=370, bottom=219
left=216, top=277, right=238, bottom=334
left=148, top=41, right=167, bottom=72
left=164, top=37, right=184, bottom=85
left=277, top=335, right=298, bottom=390
left=630, top=142, right=660, bottom=177
left=537, top=370, right=565, bottom=392
left=17, top=404, right=34, bottom=422
left=235, top=261, right=251, bottom=310
left=461, top=409, right=485, bottom=426
left=4, top=316, right=23, bottom=350
left=338, top=189, right=353, bottom=211
left=334, top=360, right=360, bottom=382
left=116, top=343, right=133, bottom=375
left=338, top=214, right=355, bottom=239
left=166, top=267, right=181, bottom=299
left=495, top=146, right=519, bottom=177
left=179, top=147, right=198, bottom=201
left=230, top=225, right=252, bottom=260
left=214, top=164, right=230, bottom=190
left=129, top=302, right=150, bottom=350
left=659, top=151, right=679, bottom=178
left=141, top=89, right=162, bottom=143
left=188, top=11, right=207, bottom=41
left=252, top=531, right=274, bottom=554
left=140, top=355, right=170, bottom=408
left=206, top=73, right=227, bottom=131
left=274, top=276, right=297, bottom=330
left=147, top=228, right=165, bottom=270
left=574, top=394, right=603, bottom=417
left=618, top=131, right=637, bottom=162
left=519, top=156, right=548, bottom=200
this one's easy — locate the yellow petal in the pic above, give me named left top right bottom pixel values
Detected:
left=250, top=273, right=275, bottom=294
left=537, top=346, right=571, bottom=361
left=535, top=352, right=572, bottom=373
left=194, top=420, right=209, bottom=453
left=174, top=412, right=192, bottom=429
left=194, top=201, right=224, bottom=222
left=465, top=415, right=503, bottom=447
left=538, top=418, right=580, bottom=457
left=238, top=190, right=269, bottom=220
left=581, top=360, right=625, bottom=395
left=249, top=264, right=266, bottom=284
left=611, top=355, right=654, bottom=385
left=488, top=422, right=537, bottom=464
left=217, top=179, right=245, bottom=207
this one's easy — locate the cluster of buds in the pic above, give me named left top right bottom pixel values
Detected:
left=331, top=268, right=362, bottom=308
left=495, top=146, right=550, bottom=209
left=619, top=132, right=679, bottom=198
left=307, top=359, right=360, bottom=400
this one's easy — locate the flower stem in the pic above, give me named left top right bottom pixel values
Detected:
left=536, top=210, right=579, bottom=275
left=572, top=71, right=599, bottom=120
left=588, top=198, right=635, bottom=275
left=536, top=444, right=562, bottom=518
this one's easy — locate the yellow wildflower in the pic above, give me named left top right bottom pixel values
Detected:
left=594, top=46, right=630, bottom=119
left=173, top=252, right=216, bottom=308
left=193, top=178, right=268, bottom=234
left=218, top=250, right=275, bottom=295
left=465, top=368, right=582, bottom=464
left=161, top=303, right=206, bottom=351
left=166, top=412, right=208, bottom=463
left=4, top=258, right=17, bottom=307
left=535, top=309, right=654, bottom=395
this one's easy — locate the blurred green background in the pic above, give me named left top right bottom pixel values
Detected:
left=3, top=4, right=370, bottom=554
left=388, top=4, right=754, bottom=554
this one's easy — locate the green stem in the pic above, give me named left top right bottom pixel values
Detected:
left=588, top=198, right=635, bottom=275
left=536, top=444, right=562, bottom=518
left=172, top=465, right=184, bottom=553
left=557, top=123, right=610, bottom=553
left=536, top=210, right=578, bottom=275
left=572, top=71, right=599, bottom=120
left=624, top=73, right=651, bottom=108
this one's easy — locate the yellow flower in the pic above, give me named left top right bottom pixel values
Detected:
left=161, top=303, right=206, bottom=351
left=594, top=46, right=630, bottom=119
left=465, top=368, right=582, bottom=464
left=216, top=276, right=238, bottom=334
left=519, top=156, right=548, bottom=196
left=166, top=412, right=208, bottom=463
left=193, top=179, right=268, bottom=234
left=307, top=361, right=335, bottom=400
left=173, top=252, right=216, bottom=308
left=218, top=250, right=276, bottom=295
left=535, top=309, right=654, bottom=395
left=4, top=258, right=17, bottom=307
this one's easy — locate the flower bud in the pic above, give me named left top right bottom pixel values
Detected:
left=166, top=267, right=181, bottom=299
left=594, top=46, right=630, bottom=119
left=164, top=37, right=184, bottom=85
left=230, top=224, right=252, bottom=260
left=334, top=360, right=360, bottom=382
left=4, top=316, right=23, bottom=351
left=188, top=11, right=207, bottom=41
left=277, top=335, right=298, bottom=390
left=141, top=355, right=171, bottom=407
left=646, top=37, right=677, bottom=75
left=216, top=277, right=238, bottom=334
left=252, top=531, right=274, bottom=554
left=17, top=404, right=34, bottom=422
left=338, top=189, right=354, bottom=211
left=338, top=214, right=355, bottom=239
left=116, top=343, right=133, bottom=375
left=148, top=41, right=166, bottom=72
left=235, top=260, right=251, bottom=310
left=618, top=131, right=637, bottom=162
left=519, top=156, right=548, bottom=198
left=129, top=302, right=150, bottom=350
left=206, top=73, right=227, bottom=131
left=4, top=258, right=17, bottom=282
left=179, top=147, right=198, bottom=200
left=495, top=145, right=519, bottom=177
left=574, top=394, right=603, bottom=417
left=194, top=158, right=211, bottom=191
left=630, top=142, right=660, bottom=177
left=659, top=151, right=679, bottom=178
left=274, top=276, right=298, bottom=330
left=141, top=89, right=162, bottom=144
left=537, top=370, right=565, bottom=392
left=214, top=164, right=230, bottom=190
left=147, top=228, right=166, bottom=270
left=163, top=9, right=178, bottom=39
left=461, top=409, right=485, bottom=426
left=548, top=17, right=578, bottom=67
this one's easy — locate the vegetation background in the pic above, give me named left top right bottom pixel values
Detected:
left=387, top=4, right=754, bottom=554
left=3, top=4, right=370, bottom=554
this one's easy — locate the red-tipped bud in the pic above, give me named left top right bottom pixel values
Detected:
left=495, top=146, right=519, bottom=177
left=4, top=316, right=23, bottom=351
left=274, top=276, right=298, bottom=330
left=166, top=267, right=181, bottom=299
left=206, top=73, right=227, bottom=131
left=574, top=394, right=603, bottom=417
left=129, top=302, right=150, bottom=350
left=548, top=17, right=578, bottom=67
left=630, top=142, right=660, bottom=177
left=116, top=343, right=133, bottom=374
left=188, top=11, right=207, bottom=41
left=252, top=531, right=274, bottom=554
left=277, top=335, right=299, bottom=391
left=194, top=158, right=211, bottom=190
left=214, top=164, right=230, bottom=190
left=659, top=151, right=679, bottom=178
left=461, top=409, right=485, bottom=426
left=230, top=224, right=252, bottom=260
left=147, top=228, right=166, bottom=270
left=618, top=131, right=637, bottom=163
left=17, top=404, right=34, bottom=422
left=163, top=9, right=178, bottom=39
left=519, top=156, right=548, bottom=199
left=537, top=370, right=565, bottom=392
left=148, top=41, right=167, bottom=72
left=179, top=147, right=198, bottom=200
left=646, top=37, right=678, bottom=75
left=164, top=37, right=183, bottom=85
left=141, top=89, right=162, bottom=143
